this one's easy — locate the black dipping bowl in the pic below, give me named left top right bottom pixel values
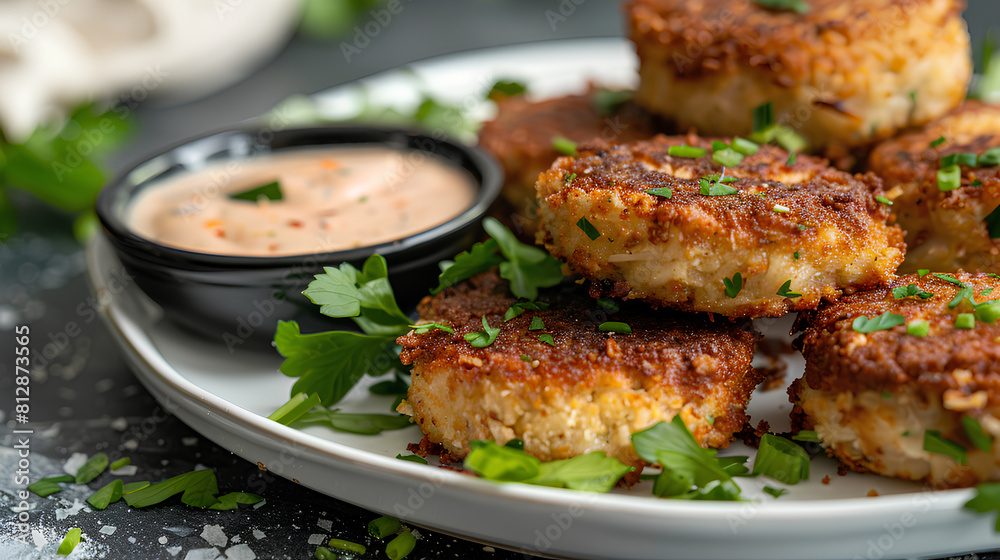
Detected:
left=96, top=125, right=502, bottom=346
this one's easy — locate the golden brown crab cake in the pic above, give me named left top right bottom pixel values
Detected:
left=626, top=0, right=971, bottom=158
left=790, top=271, right=1000, bottom=488
left=395, top=269, right=761, bottom=468
left=478, top=88, right=666, bottom=237
left=534, top=134, right=905, bottom=319
left=868, top=102, right=1000, bottom=274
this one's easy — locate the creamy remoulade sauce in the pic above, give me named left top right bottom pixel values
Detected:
left=127, top=147, right=477, bottom=256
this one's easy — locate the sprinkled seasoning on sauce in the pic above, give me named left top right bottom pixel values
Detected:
left=126, top=147, right=477, bottom=256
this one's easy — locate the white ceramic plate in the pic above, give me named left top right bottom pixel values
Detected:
left=87, top=38, right=1000, bottom=560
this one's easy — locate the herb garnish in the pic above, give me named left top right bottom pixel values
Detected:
left=57, top=528, right=82, bottom=556
left=465, top=315, right=501, bottom=348
left=369, top=515, right=403, bottom=539
left=577, top=216, right=601, bottom=240
left=599, top=322, right=632, bottom=334
left=592, top=89, right=634, bottom=115
left=754, top=0, right=810, bottom=14
left=668, top=145, right=707, bottom=158
left=749, top=102, right=809, bottom=152
left=87, top=480, right=124, bottom=510
left=27, top=475, right=75, bottom=497
left=75, top=453, right=109, bottom=484
left=395, top=454, right=428, bottom=464
left=711, top=142, right=746, bottom=168
left=776, top=280, right=802, bottom=298
left=539, top=334, right=555, bottom=346
left=723, top=272, right=743, bottom=298
left=875, top=196, right=893, bottom=205
left=964, top=482, right=1000, bottom=532
left=955, top=313, right=976, bottom=329
left=753, top=434, right=810, bottom=485
left=553, top=136, right=578, bottom=157
left=410, top=322, right=454, bottom=334
left=852, top=311, right=905, bottom=333
left=931, top=136, right=946, bottom=148
left=646, top=186, right=673, bottom=199
left=985, top=205, right=1000, bottom=239
left=529, top=316, right=546, bottom=331
left=923, top=430, right=967, bottom=465
left=267, top=392, right=322, bottom=426
left=962, top=416, right=994, bottom=452
left=700, top=172, right=739, bottom=196
left=791, top=430, right=820, bottom=443
left=504, top=300, right=550, bottom=321
left=486, top=80, right=527, bottom=101
left=763, top=486, right=788, bottom=498
left=937, top=164, right=961, bottom=191
left=229, top=180, right=283, bottom=202
left=464, top=440, right=633, bottom=492
left=631, top=416, right=746, bottom=501
left=892, top=285, right=934, bottom=300
left=907, top=319, right=930, bottom=337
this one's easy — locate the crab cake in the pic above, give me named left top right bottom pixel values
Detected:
left=534, top=134, right=905, bottom=319
left=396, top=269, right=761, bottom=467
left=626, top=0, right=971, bottom=157
left=868, top=102, right=1000, bottom=274
left=478, top=89, right=665, bottom=236
left=791, top=272, right=1000, bottom=488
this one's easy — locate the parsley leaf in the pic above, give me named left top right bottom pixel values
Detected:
left=292, top=408, right=412, bottom=435
left=754, top=0, right=810, bottom=14
left=486, top=80, right=527, bottom=101
left=274, top=321, right=401, bottom=406
left=539, top=333, right=555, bottom=346
left=852, top=311, right=905, bottom=333
left=632, top=417, right=745, bottom=501
left=464, top=440, right=633, bottom=492
left=723, top=272, right=743, bottom=298
left=700, top=173, right=739, bottom=196
left=303, top=255, right=412, bottom=336
left=923, top=430, right=967, bottom=465
left=409, top=322, right=454, bottom=335
left=431, top=239, right=504, bottom=294
left=465, top=315, right=501, bottom=348
left=529, top=316, right=546, bottom=331
left=552, top=136, right=578, bottom=156
left=598, top=321, right=632, bottom=334
left=776, top=280, right=802, bottom=298
left=228, top=180, right=282, bottom=202
left=483, top=218, right=564, bottom=300
left=962, top=415, right=994, bottom=452
left=753, top=434, right=810, bottom=484
left=964, top=482, right=1000, bottom=532
left=892, top=285, right=934, bottom=300
left=646, top=186, right=673, bottom=199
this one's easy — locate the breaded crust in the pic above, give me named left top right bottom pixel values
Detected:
left=868, top=102, right=1000, bottom=274
left=535, top=134, right=905, bottom=318
left=626, top=0, right=971, bottom=156
left=396, top=269, right=761, bottom=467
left=791, top=272, right=1000, bottom=487
left=478, top=89, right=665, bottom=236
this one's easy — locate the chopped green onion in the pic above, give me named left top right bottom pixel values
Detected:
left=974, top=180, right=984, bottom=187
left=369, top=515, right=402, bottom=539
left=918, top=269, right=931, bottom=278
left=753, top=102, right=774, bottom=132
left=963, top=482, right=1000, bottom=532
left=976, top=302, right=1000, bottom=324
left=229, top=181, right=282, bottom=202
left=75, top=453, right=109, bottom=484
left=786, top=152, right=797, bottom=165
left=520, top=354, right=532, bottom=361
left=980, top=147, right=1000, bottom=167
left=930, top=136, right=946, bottom=148
left=773, top=204, right=790, bottom=213
left=314, top=547, right=336, bottom=560
left=268, top=392, right=322, bottom=426
left=529, top=316, right=546, bottom=331
left=984, top=204, right=1000, bottom=239
left=955, top=313, right=976, bottom=329
left=552, top=136, right=578, bottom=156
left=763, top=486, right=788, bottom=498
left=791, top=430, right=820, bottom=443
left=110, top=457, right=131, bottom=471
left=754, top=0, right=810, bottom=14
left=723, top=272, right=743, bottom=299
left=776, top=280, right=802, bottom=298
left=712, top=147, right=744, bottom=167
left=386, top=530, right=417, bottom=560
left=875, top=196, right=893, bottom=205
left=410, top=322, right=454, bottom=335
left=932, top=273, right=965, bottom=286
left=752, top=434, right=810, bottom=485
left=730, top=137, right=760, bottom=156
left=591, top=88, right=633, bottom=115
left=56, top=528, right=82, bottom=556
left=668, top=145, right=707, bottom=158
left=565, top=172, right=577, bottom=185
left=599, top=321, right=632, bottom=334
left=907, top=319, right=930, bottom=337
left=937, top=165, right=961, bottom=191
left=327, top=538, right=366, bottom=556
left=924, top=430, right=967, bottom=464
left=577, top=216, right=601, bottom=240
left=539, top=334, right=555, bottom=346
left=853, top=311, right=906, bottom=333
left=962, top=416, right=994, bottom=452
left=646, top=187, right=673, bottom=199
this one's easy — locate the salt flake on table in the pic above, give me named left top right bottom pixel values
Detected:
left=316, top=519, right=332, bottom=531
left=164, top=526, right=195, bottom=537
left=166, top=546, right=182, bottom=557
left=63, top=452, right=88, bottom=475
left=110, top=465, right=138, bottom=476
left=231, top=535, right=241, bottom=544
left=201, top=524, right=228, bottom=547
left=307, top=534, right=327, bottom=545
left=183, top=547, right=221, bottom=560
left=158, top=536, right=168, bottom=544
left=55, top=499, right=89, bottom=520
left=100, top=526, right=117, bottom=535
left=128, top=536, right=137, bottom=544
left=224, top=543, right=257, bottom=560
left=252, top=530, right=265, bottom=540
left=182, top=437, right=199, bottom=446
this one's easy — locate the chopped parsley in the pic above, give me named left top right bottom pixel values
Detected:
left=776, top=280, right=802, bottom=298
left=791, top=430, right=820, bottom=443
left=539, top=333, right=555, bottom=346
left=529, top=316, right=546, bottom=331
left=577, top=216, right=601, bottom=240
left=964, top=482, right=1000, bottom=532
left=753, top=434, right=810, bottom=485
left=723, top=272, right=744, bottom=299
left=504, top=300, right=549, bottom=321
left=592, top=88, right=634, bottom=115
left=667, top=145, right=707, bottom=158
left=763, top=486, right=788, bottom=498
left=395, top=453, right=428, bottom=464
left=907, top=319, right=930, bottom=337
left=753, top=102, right=774, bottom=132
left=985, top=204, right=1000, bottom=239
left=646, top=186, right=673, bottom=199
left=923, top=430, right=967, bottom=465
left=486, top=79, right=527, bottom=100
left=465, top=315, right=501, bottom=348
left=552, top=136, right=578, bottom=156
left=786, top=152, right=797, bottom=165
left=56, top=528, right=82, bottom=556
left=793, top=251, right=800, bottom=260
left=228, top=180, right=282, bottom=202
left=918, top=269, right=931, bottom=278
left=852, top=311, right=905, bottom=333
left=463, top=440, right=633, bottom=492
left=930, top=136, right=946, bottom=148
left=700, top=172, right=739, bottom=196
left=599, top=321, right=633, bottom=334
left=754, top=0, right=810, bottom=14
left=409, top=322, right=454, bottom=335
left=483, top=218, right=564, bottom=300
left=892, top=284, right=934, bottom=300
